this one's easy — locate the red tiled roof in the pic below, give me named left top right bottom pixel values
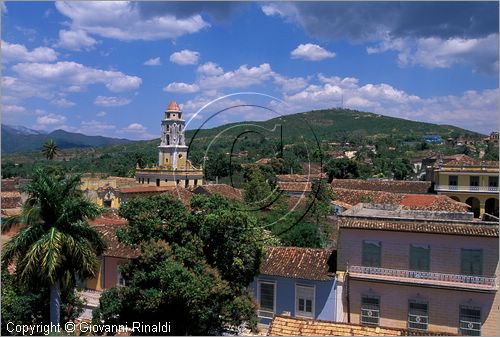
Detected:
left=444, top=154, right=498, bottom=168
left=277, top=181, right=312, bottom=192
left=193, top=184, right=243, bottom=201
left=268, top=315, right=452, bottom=336
left=260, top=246, right=335, bottom=281
left=119, top=186, right=178, bottom=194
left=277, top=173, right=327, bottom=182
left=338, top=216, right=499, bottom=237
left=331, top=179, right=432, bottom=194
left=93, top=224, right=139, bottom=259
left=89, top=216, right=128, bottom=226
left=167, top=100, right=180, bottom=112
left=332, top=188, right=469, bottom=212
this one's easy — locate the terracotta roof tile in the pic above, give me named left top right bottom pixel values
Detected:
left=268, top=315, right=453, bottom=336
left=89, top=216, right=128, bottom=226
left=193, top=184, right=243, bottom=201
left=119, top=186, right=193, bottom=207
left=93, top=224, right=139, bottom=259
left=332, top=188, right=469, bottom=212
left=277, top=174, right=327, bottom=182
left=260, top=246, right=335, bottom=281
left=277, top=181, right=312, bottom=192
left=338, top=216, right=499, bottom=237
left=167, top=100, right=180, bottom=112
left=331, top=179, right=432, bottom=194
left=443, top=154, right=498, bottom=168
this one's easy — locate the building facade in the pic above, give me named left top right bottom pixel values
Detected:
left=250, top=247, right=337, bottom=324
left=336, top=205, right=499, bottom=335
left=432, top=155, right=499, bottom=217
left=135, top=100, right=203, bottom=188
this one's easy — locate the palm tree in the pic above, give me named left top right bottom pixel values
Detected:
left=1, top=168, right=106, bottom=326
left=42, top=139, right=59, bottom=160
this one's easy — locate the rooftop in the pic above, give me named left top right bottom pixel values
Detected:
left=192, top=184, right=243, bottom=201
left=167, top=100, right=181, bottom=112
left=277, top=173, right=327, bottom=182
left=93, top=224, right=139, bottom=259
left=268, top=315, right=452, bottom=336
left=260, top=246, right=335, bottom=281
left=338, top=206, right=498, bottom=237
left=277, top=181, right=312, bottom=193
left=437, top=154, right=498, bottom=168
left=332, top=188, right=470, bottom=212
left=331, top=179, right=432, bottom=194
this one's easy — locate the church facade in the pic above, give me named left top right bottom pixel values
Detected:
left=135, top=100, right=204, bottom=187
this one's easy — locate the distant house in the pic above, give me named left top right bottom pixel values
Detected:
left=423, top=135, right=443, bottom=145
left=250, top=246, right=337, bottom=324
left=330, top=179, right=432, bottom=194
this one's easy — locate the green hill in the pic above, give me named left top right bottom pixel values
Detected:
left=2, top=108, right=484, bottom=178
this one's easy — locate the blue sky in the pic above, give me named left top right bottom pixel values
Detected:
left=1, top=1, right=499, bottom=139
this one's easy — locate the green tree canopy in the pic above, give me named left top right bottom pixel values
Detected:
left=93, top=194, right=264, bottom=335
left=42, top=139, right=59, bottom=160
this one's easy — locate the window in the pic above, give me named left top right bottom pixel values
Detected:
left=449, top=175, right=458, bottom=186
left=360, top=296, right=380, bottom=326
left=408, top=301, right=428, bottom=330
left=117, top=269, right=126, bottom=287
left=296, top=285, right=314, bottom=318
left=409, top=244, right=430, bottom=272
left=461, top=249, right=483, bottom=276
left=488, top=176, right=498, bottom=187
left=459, top=306, right=481, bottom=336
left=362, top=241, right=381, bottom=267
left=258, top=282, right=275, bottom=318
left=103, top=200, right=112, bottom=208
left=470, top=176, right=480, bottom=187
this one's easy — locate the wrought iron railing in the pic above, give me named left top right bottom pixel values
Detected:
left=434, top=185, right=498, bottom=192
left=348, top=265, right=497, bottom=288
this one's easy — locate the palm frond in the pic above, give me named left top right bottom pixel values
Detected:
left=1, top=224, right=45, bottom=268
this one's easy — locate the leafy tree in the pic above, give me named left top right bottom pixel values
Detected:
left=1, top=270, right=84, bottom=336
left=325, top=158, right=360, bottom=181
left=42, top=139, right=59, bottom=160
left=243, top=166, right=275, bottom=209
left=306, top=179, right=335, bottom=241
left=1, top=168, right=105, bottom=326
left=93, top=194, right=264, bottom=335
left=483, top=144, right=499, bottom=161
left=204, top=152, right=231, bottom=181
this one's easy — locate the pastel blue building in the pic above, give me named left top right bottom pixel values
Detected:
left=250, top=247, right=337, bottom=324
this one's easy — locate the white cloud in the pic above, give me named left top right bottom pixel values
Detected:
left=144, top=57, right=161, bottom=66
left=55, top=29, right=97, bottom=51
left=197, top=62, right=224, bottom=76
left=163, top=82, right=200, bottom=93
left=79, top=120, right=116, bottom=135
left=36, top=113, right=67, bottom=126
left=125, top=123, right=147, bottom=132
left=2, top=104, right=26, bottom=113
left=291, top=43, right=336, bottom=61
left=367, top=34, right=499, bottom=74
left=198, top=63, right=274, bottom=89
left=51, top=97, right=76, bottom=107
left=96, top=111, right=107, bottom=117
left=1, top=40, right=58, bottom=63
left=170, top=49, right=200, bottom=65
left=12, top=61, right=142, bottom=93
left=94, top=96, right=131, bottom=107
left=273, top=74, right=310, bottom=93
left=55, top=1, right=209, bottom=41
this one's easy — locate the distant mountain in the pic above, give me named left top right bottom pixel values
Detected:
left=1, top=124, right=134, bottom=153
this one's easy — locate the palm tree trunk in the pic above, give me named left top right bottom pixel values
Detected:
left=50, top=280, right=61, bottom=326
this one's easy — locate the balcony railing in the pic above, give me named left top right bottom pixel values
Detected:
left=348, top=265, right=497, bottom=289
left=434, top=185, right=498, bottom=193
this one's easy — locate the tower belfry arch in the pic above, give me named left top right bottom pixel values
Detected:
left=135, top=100, right=203, bottom=188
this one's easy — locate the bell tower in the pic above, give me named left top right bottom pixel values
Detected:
left=158, top=100, right=188, bottom=169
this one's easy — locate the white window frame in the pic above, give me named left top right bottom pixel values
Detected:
left=295, top=284, right=315, bottom=319
left=407, top=300, right=429, bottom=331
left=459, top=305, right=481, bottom=336
left=257, top=280, right=276, bottom=319
left=360, top=295, right=380, bottom=326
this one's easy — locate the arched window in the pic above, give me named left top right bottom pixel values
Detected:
left=166, top=135, right=170, bottom=145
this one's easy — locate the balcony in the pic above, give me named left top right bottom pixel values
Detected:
left=434, top=185, right=498, bottom=193
left=348, top=266, right=497, bottom=292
